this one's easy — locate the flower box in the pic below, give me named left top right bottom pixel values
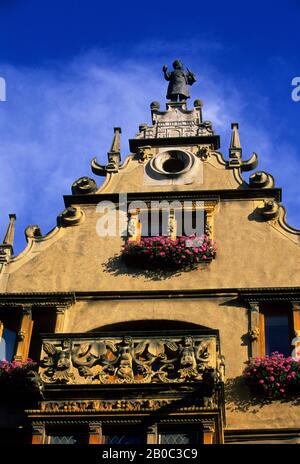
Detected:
left=122, top=235, right=217, bottom=270
left=243, top=352, right=300, bottom=399
left=0, top=359, right=42, bottom=404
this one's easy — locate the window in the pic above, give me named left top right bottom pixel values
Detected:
left=160, top=431, right=198, bottom=444
left=49, top=435, right=79, bottom=445
left=139, top=208, right=206, bottom=237
left=0, top=327, right=17, bottom=361
left=28, top=307, right=56, bottom=361
left=103, top=428, right=146, bottom=444
left=0, top=310, right=19, bottom=361
left=260, top=305, right=293, bottom=356
left=47, top=430, right=87, bottom=445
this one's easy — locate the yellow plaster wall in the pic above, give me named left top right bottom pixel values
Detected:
left=6, top=199, right=300, bottom=292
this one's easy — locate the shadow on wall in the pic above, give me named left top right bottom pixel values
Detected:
left=102, top=253, right=210, bottom=281
left=88, top=319, right=213, bottom=332
left=225, top=376, right=300, bottom=412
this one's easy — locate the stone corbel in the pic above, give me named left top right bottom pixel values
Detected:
left=14, top=305, right=33, bottom=362
left=248, top=302, right=260, bottom=357
left=32, top=423, right=46, bottom=445
left=147, top=424, right=158, bottom=444
left=54, top=305, right=68, bottom=333
left=88, top=422, right=102, bottom=445
left=203, top=422, right=215, bottom=444
left=127, top=210, right=142, bottom=242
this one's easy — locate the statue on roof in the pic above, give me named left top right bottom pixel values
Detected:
left=162, top=60, right=196, bottom=102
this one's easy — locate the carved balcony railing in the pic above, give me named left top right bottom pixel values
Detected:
left=39, top=331, right=224, bottom=387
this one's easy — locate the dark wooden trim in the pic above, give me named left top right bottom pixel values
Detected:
left=128, top=135, right=221, bottom=151
left=63, top=188, right=282, bottom=207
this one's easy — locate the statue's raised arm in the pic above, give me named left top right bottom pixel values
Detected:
left=162, top=60, right=196, bottom=102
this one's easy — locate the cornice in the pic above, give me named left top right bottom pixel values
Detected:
left=0, top=292, right=75, bottom=308
left=64, top=188, right=282, bottom=207
left=0, top=288, right=298, bottom=307
left=129, top=135, right=221, bottom=152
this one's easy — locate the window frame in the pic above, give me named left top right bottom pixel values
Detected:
left=259, top=303, right=293, bottom=357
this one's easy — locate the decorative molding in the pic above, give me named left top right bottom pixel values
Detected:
left=25, top=225, right=43, bottom=241
left=57, top=206, right=84, bottom=227
left=0, top=292, right=76, bottom=309
left=39, top=334, right=222, bottom=388
left=37, top=397, right=219, bottom=414
left=71, top=177, right=97, bottom=195
left=249, top=171, right=274, bottom=188
left=257, top=199, right=279, bottom=220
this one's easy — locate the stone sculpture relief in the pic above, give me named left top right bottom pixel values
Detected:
left=40, top=335, right=221, bottom=386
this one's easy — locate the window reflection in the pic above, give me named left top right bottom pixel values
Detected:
left=0, top=328, right=16, bottom=361
left=265, top=314, right=290, bottom=356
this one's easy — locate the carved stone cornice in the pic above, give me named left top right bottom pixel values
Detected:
left=0, top=292, right=76, bottom=309
left=36, top=397, right=218, bottom=414
left=241, top=289, right=300, bottom=303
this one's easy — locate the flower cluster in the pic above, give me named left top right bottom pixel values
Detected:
left=0, top=359, right=37, bottom=389
left=122, top=235, right=217, bottom=269
left=243, top=352, right=300, bottom=398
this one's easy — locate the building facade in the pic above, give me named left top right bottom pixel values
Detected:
left=0, top=69, right=299, bottom=444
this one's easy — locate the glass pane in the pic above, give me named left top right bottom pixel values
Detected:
left=50, top=435, right=78, bottom=444
left=0, top=328, right=16, bottom=361
left=160, top=432, right=196, bottom=444
left=105, top=434, right=145, bottom=444
left=265, top=314, right=290, bottom=356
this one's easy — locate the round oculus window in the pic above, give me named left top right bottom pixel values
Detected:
left=150, top=150, right=194, bottom=176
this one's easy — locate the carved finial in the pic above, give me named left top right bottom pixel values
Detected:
left=107, top=127, right=121, bottom=172
left=229, top=122, right=242, bottom=158
left=110, top=127, right=121, bottom=154
left=1, top=213, right=16, bottom=255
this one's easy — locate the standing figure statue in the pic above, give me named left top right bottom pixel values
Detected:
left=163, top=60, right=196, bottom=102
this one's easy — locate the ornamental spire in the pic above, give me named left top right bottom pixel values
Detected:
left=0, top=213, right=16, bottom=256
left=107, top=127, right=121, bottom=172
left=229, top=122, right=242, bottom=166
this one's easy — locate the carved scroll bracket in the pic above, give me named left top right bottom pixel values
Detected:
left=14, top=305, right=33, bottom=362
left=248, top=302, right=260, bottom=358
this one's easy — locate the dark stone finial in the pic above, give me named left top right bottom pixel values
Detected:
left=162, top=60, right=196, bottom=102
left=150, top=101, right=160, bottom=110
left=194, top=99, right=203, bottom=108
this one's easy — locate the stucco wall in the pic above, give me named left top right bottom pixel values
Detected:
left=5, top=199, right=300, bottom=292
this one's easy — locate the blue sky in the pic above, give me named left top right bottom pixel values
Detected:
left=0, top=0, right=299, bottom=254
